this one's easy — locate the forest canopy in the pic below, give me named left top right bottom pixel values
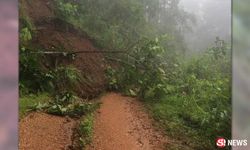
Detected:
left=54, top=0, right=195, bottom=53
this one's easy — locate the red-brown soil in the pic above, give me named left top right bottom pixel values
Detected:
left=87, top=93, right=168, bottom=150
left=19, top=112, right=76, bottom=150
left=33, top=21, right=107, bottom=97
left=20, top=0, right=108, bottom=97
left=20, top=0, right=55, bottom=22
left=19, top=94, right=168, bottom=150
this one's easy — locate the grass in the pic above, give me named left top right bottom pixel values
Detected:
left=77, top=113, right=94, bottom=149
left=146, top=95, right=214, bottom=150
left=19, top=93, right=51, bottom=118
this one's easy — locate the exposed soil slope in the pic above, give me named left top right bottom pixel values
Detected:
left=87, top=93, right=168, bottom=150
left=19, top=112, right=76, bottom=150
left=33, top=21, right=107, bottom=97
left=20, top=0, right=107, bottom=97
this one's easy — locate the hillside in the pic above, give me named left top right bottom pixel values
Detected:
left=19, top=0, right=231, bottom=149
left=20, top=0, right=107, bottom=97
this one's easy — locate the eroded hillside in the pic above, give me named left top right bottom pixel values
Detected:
left=20, top=0, right=107, bottom=97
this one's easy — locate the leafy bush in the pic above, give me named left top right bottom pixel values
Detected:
left=19, top=26, right=48, bottom=94
left=106, top=39, right=231, bottom=149
left=150, top=48, right=230, bottom=149
left=106, top=38, right=175, bottom=100
left=19, top=17, right=51, bottom=94
left=29, top=92, right=100, bottom=117
left=44, top=66, right=82, bottom=93
left=105, top=66, right=118, bottom=90
left=55, top=1, right=78, bottom=20
left=20, top=53, right=82, bottom=94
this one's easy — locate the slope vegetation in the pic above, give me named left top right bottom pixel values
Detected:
left=20, top=0, right=107, bottom=97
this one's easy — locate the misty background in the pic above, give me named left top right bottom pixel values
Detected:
left=180, top=0, right=231, bottom=52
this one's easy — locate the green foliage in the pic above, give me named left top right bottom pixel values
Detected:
left=45, top=66, right=82, bottom=93
left=19, top=3, right=82, bottom=95
left=20, top=28, right=32, bottom=44
left=177, top=48, right=231, bottom=146
left=73, top=0, right=147, bottom=50
left=20, top=58, right=82, bottom=95
left=53, top=0, right=191, bottom=51
left=106, top=38, right=173, bottom=99
left=19, top=1, right=230, bottom=149
left=79, top=114, right=94, bottom=147
left=29, top=92, right=100, bottom=117
left=19, top=48, right=46, bottom=94
left=150, top=49, right=231, bottom=149
left=107, top=39, right=231, bottom=149
left=46, top=102, right=98, bottom=117
left=19, top=93, right=50, bottom=118
left=55, top=1, right=78, bottom=21
left=105, top=66, right=119, bottom=90
left=19, top=17, right=46, bottom=95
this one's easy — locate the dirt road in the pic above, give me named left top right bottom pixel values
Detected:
left=87, top=93, right=167, bottom=150
left=19, top=93, right=167, bottom=150
left=19, top=113, right=75, bottom=150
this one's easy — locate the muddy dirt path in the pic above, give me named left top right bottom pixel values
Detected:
left=87, top=93, right=167, bottom=150
left=19, top=113, right=75, bottom=150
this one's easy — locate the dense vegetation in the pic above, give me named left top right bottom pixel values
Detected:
left=19, top=0, right=231, bottom=149
left=106, top=38, right=231, bottom=149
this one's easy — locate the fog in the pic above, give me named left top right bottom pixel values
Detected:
left=180, top=0, right=231, bottom=51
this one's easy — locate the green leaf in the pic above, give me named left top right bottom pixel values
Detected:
left=129, top=89, right=137, bottom=96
